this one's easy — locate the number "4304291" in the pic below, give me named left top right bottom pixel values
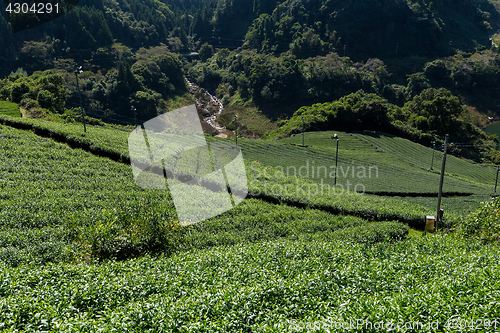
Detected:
left=5, top=2, right=60, bottom=14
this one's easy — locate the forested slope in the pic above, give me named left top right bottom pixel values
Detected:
left=1, top=0, right=500, bottom=149
left=245, top=0, right=500, bottom=59
left=1, top=0, right=499, bottom=64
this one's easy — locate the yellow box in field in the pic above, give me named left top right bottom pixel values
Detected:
left=425, top=216, right=435, bottom=233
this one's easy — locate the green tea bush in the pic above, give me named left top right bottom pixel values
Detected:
left=326, top=221, right=409, bottom=244
left=183, top=199, right=376, bottom=249
left=246, top=162, right=433, bottom=228
left=83, top=205, right=184, bottom=261
left=0, top=101, right=21, bottom=117
left=0, top=236, right=498, bottom=331
left=455, top=197, right=500, bottom=243
left=0, top=124, right=181, bottom=265
left=0, top=124, right=407, bottom=266
left=0, top=112, right=131, bottom=161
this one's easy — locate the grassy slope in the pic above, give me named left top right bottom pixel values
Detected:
left=238, top=130, right=496, bottom=216
left=0, top=124, right=175, bottom=265
left=275, top=131, right=497, bottom=214
left=239, top=131, right=496, bottom=194
left=1, top=110, right=495, bottom=194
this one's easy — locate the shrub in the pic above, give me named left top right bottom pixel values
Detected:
left=10, top=82, right=30, bottom=103
left=36, top=90, right=56, bottom=110
left=82, top=206, right=184, bottom=261
left=455, top=197, right=500, bottom=243
left=331, top=221, right=409, bottom=244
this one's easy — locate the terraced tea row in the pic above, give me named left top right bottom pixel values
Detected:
left=249, top=131, right=497, bottom=194
left=0, top=236, right=498, bottom=332
left=0, top=124, right=412, bottom=265
left=0, top=107, right=491, bottom=221
left=1, top=106, right=496, bottom=195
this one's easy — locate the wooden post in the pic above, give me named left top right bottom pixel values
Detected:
left=74, top=66, right=86, bottom=133
left=301, top=116, right=305, bottom=147
left=436, top=134, right=449, bottom=231
left=234, top=115, right=238, bottom=146
left=495, top=165, right=499, bottom=193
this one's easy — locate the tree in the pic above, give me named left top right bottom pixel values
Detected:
left=199, top=43, right=215, bottom=61
left=405, top=73, right=431, bottom=98
left=405, top=88, right=465, bottom=136
left=130, top=90, right=158, bottom=119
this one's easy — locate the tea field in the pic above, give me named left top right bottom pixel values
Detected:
left=0, top=101, right=20, bottom=118
left=0, top=123, right=414, bottom=266
left=0, top=103, right=494, bottom=221
left=1, top=103, right=500, bottom=331
left=240, top=131, right=497, bottom=195
left=1, top=104, right=496, bottom=220
left=1, top=236, right=500, bottom=332
left=1, top=103, right=497, bottom=195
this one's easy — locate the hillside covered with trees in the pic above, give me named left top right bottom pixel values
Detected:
left=2, top=0, right=499, bottom=61
left=1, top=0, right=500, bottom=158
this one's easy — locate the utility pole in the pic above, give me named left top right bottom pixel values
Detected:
left=234, top=115, right=238, bottom=146
left=343, top=45, right=346, bottom=57
left=436, top=134, right=449, bottom=231
left=74, top=66, right=86, bottom=133
left=301, top=116, right=305, bottom=146
left=333, top=134, right=339, bottom=187
left=495, top=165, right=499, bottom=193
left=430, top=141, right=436, bottom=170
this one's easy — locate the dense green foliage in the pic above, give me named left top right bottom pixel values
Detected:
left=0, top=101, right=21, bottom=117
left=0, top=0, right=281, bottom=66
left=0, top=112, right=132, bottom=158
left=1, top=0, right=198, bottom=60
left=264, top=89, right=499, bottom=162
left=186, top=48, right=500, bottom=145
left=0, top=47, right=190, bottom=123
left=187, top=51, right=386, bottom=117
left=0, top=110, right=493, bottom=221
left=1, top=105, right=500, bottom=330
left=456, top=196, right=500, bottom=243
left=0, top=124, right=182, bottom=264
left=244, top=0, right=498, bottom=59
left=0, top=122, right=414, bottom=265
left=421, top=51, right=500, bottom=111
left=1, top=0, right=500, bottom=324
left=0, top=69, right=66, bottom=113
left=246, top=161, right=462, bottom=228
left=3, top=0, right=497, bottom=62
left=0, top=236, right=499, bottom=331
left=2, top=0, right=500, bottom=146
left=0, top=0, right=499, bottom=147
left=1, top=108, right=494, bottom=212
